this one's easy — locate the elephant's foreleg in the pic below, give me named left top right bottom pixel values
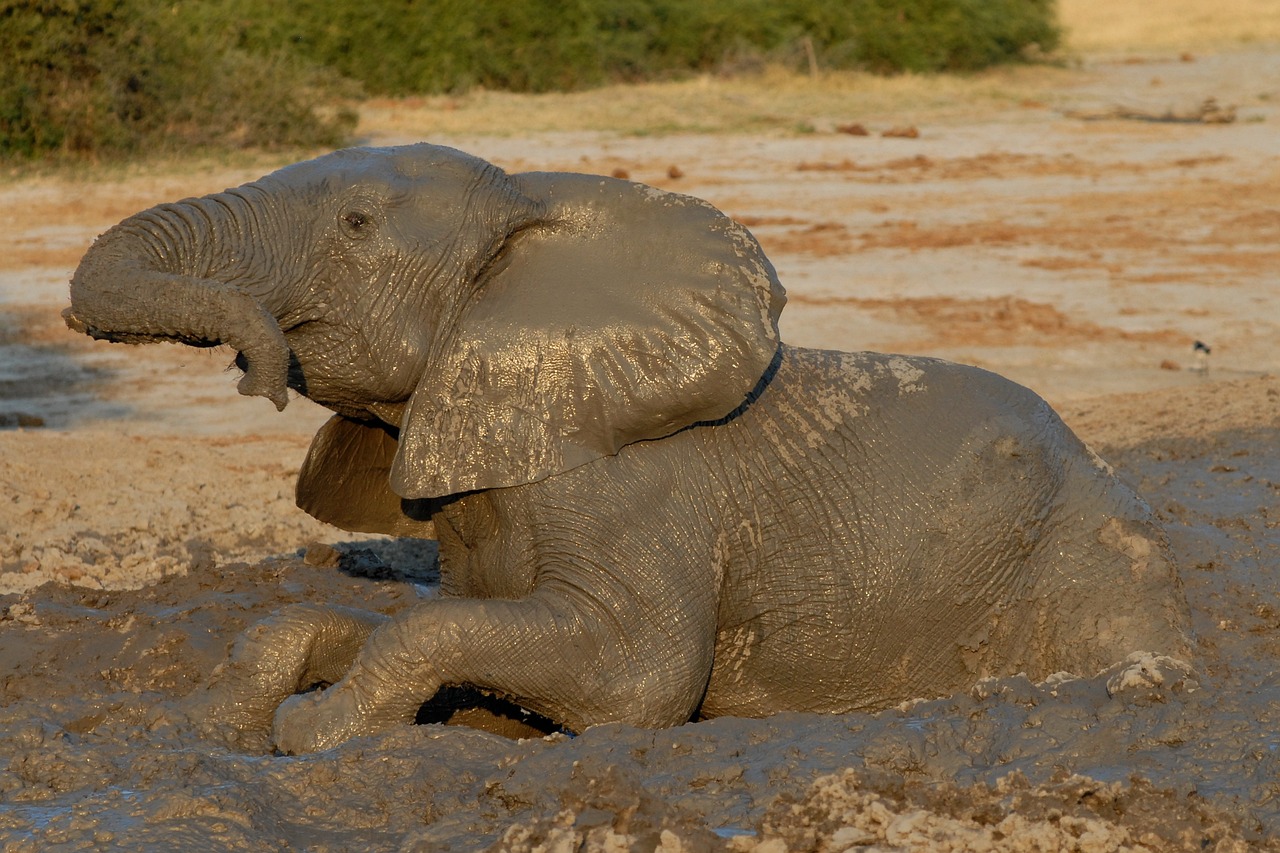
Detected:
left=187, top=603, right=389, bottom=744
left=271, top=589, right=715, bottom=754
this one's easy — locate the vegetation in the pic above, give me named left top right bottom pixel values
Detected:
left=224, top=0, right=1059, bottom=94
left=1, top=0, right=1059, bottom=162
left=0, top=0, right=357, bottom=161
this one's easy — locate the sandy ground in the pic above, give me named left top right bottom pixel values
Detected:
left=1, top=46, right=1279, bottom=850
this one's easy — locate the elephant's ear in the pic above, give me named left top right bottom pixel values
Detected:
left=297, top=415, right=435, bottom=536
left=391, top=174, right=786, bottom=499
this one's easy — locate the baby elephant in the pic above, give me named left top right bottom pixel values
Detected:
left=65, top=143, right=1190, bottom=753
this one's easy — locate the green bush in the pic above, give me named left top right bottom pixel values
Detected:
left=0, top=0, right=356, bottom=161
left=848, top=0, right=1059, bottom=73
left=1, top=0, right=1059, bottom=161
left=220, top=0, right=1058, bottom=96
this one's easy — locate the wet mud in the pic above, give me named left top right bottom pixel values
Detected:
left=2, top=48, right=1279, bottom=851
left=1, top=375, right=1277, bottom=851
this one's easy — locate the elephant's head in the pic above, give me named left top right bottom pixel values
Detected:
left=67, top=144, right=785, bottom=527
left=66, top=145, right=539, bottom=416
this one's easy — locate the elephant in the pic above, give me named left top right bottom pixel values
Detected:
left=65, top=143, right=1191, bottom=754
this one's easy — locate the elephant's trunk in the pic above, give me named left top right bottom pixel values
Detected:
left=65, top=192, right=292, bottom=410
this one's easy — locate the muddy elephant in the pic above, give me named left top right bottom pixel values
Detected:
left=65, top=143, right=1190, bottom=754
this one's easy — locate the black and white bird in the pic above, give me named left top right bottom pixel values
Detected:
left=1193, top=340, right=1211, bottom=372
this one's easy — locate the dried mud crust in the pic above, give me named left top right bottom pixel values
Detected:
left=0, top=431, right=350, bottom=594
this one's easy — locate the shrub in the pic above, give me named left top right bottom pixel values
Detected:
left=0, top=0, right=1059, bottom=161
left=0, top=0, right=356, bottom=161
left=848, top=0, right=1060, bottom=73
left=225, top=0, right=1061, bottom=96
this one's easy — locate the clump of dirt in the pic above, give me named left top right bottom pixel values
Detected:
left=483, top=763, right=727, bottom=853
left=744, top=769, right=1263, bottom=852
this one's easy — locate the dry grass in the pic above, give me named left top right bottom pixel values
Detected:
left=1059, top=0, right=1280, bottom=53
left=356, top=64, right=1076, bottom=141
left=355, top=0, right=1280, bottom=142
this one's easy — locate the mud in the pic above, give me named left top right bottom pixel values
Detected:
left=2, top=48, right=1279, bottom=850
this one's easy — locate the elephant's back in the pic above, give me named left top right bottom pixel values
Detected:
left=696, top=345, right=1100, bottom=715
left=714, top=345, right=1081, bottom=512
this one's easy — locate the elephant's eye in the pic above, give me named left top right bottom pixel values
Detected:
left=341, top=210, right=371, bottom=234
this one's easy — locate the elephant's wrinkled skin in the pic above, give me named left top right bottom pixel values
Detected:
left=65, top=144, right=1190, bottom=753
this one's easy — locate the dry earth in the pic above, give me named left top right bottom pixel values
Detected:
left=1, top=44, right=1279, bottom=852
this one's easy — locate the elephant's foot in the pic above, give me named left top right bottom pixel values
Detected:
left=272, top=681, right=394, bottom=754
left=269, top=624, right=438, bottom=754
left=185, top=603, right=389, bottom=749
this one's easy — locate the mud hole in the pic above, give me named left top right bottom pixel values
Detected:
left=2, top=49, right=1279, bottom=851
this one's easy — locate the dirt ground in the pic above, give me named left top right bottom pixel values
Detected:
left=1, top=45, right=1279, bottom=851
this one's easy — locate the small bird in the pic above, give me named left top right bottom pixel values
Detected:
left=1193, top=340, right=1211, bottom=372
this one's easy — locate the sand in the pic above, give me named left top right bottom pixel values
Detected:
left=1, top=47, right=1278, bottom=850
